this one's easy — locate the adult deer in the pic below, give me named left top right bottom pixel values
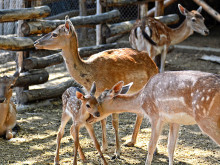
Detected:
left=55, top=82, right=107, bottom=165
left=129, top=4, right=209, bottom=72
left=91, top=71, right=220, bottom=165
left=0, top=70, right=19, bottom=140
left=34, top=16, right=158, bottom=158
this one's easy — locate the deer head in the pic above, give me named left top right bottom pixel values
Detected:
left=76, top=82, right=100, bottom=118
left=178, top=4, right=209, bottom=36
left=34, top=16, right=78, bottom=50
left=0, top=71, right=19, bottom=103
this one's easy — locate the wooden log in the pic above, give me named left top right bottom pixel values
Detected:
left=21, top=9, right=121, bottom=35
left=147, top=0, right=177, bottom=17
left=14, top=69, right=49, bottom=87
left=45, top=8, right=96, bottom=20
left=18, top=79, right=80, bottom=104
left=193, top=0, right=220, bottom=22
left=0, top=35, right=38, bottom=50
left=0, top=5, right=51, bottom=23
left=101, top=0, right=163, bottom=7
left=23, top=43, right=119, bottom=69
left=107, top=14, right=179, bottom=37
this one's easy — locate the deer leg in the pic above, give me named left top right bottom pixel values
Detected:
left=5, top=129, right=13, bottom=140
left=70, top=125, right=86, bottom=162
left=145, top=118, right=164, bottom=165
left=125, top=114, right=143, bottom=147
left=85, top=124, right=108, bottom=165
left=167, top=123, right=180, bottom=165
left=70, top=124, right=80, bottom=165
left=160, top=46, right=168, bottom=73
left=112, top=113, right=121, bottom=159
left=101, top=119, right=108, bottom=152
left=54, top=112, right=71, bottom=165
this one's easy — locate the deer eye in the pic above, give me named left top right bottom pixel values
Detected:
left=52, top=33, right=58, bottom=38
left=86, top=104, right=91, bottom=108
left=192, top=18, right=196, bottom=22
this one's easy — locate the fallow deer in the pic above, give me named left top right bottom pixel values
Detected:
left=90, top=71, right=220, bottom=165
left=55, top=82, right=108, bottom=165
left=0, top=70, right=19, bottom=140
left=34, top=16, right=158, bottom=158
left=129, top=4, right=209, bottom=72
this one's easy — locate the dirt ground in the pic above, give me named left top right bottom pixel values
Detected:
left=0, top=24, right=220, bottom=165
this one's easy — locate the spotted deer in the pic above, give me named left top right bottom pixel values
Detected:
left=90, top=71, right=220, bottom=165
left=55, top=82, right=108, bottom=165
left=129, top=4, right=209, bottom=72
left=0, top=70, right=19, bottom=140
left=34, top=16, right=158, bottom=158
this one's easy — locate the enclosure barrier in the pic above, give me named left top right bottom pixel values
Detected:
left=0, top=0, right=180, bottom=104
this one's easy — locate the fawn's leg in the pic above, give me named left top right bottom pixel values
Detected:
left=167, top=123, right=180, bottom=165
left=101, top=119, right=108, bottom=152
left=70, top=125, right=80, bottom=165
left=112, top=113, right=121, bottom=159
left=54, top=112, right=71, bottom=165
left=145, top=118, right=164, bottom=165
left=85, top=124, right=108, bottom=165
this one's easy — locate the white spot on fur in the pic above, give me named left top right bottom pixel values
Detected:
left=201, top=97, right=205, bottom=101
left=196, top=104, right=200, bottom=109
left=206, top=96, right=210, bottom=101
left=191, top=93, right=194, bottom=97
left=208, top=89, right=211, bottom=92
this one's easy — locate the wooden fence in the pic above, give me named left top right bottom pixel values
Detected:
left=0, top=0, right=179, bottom=104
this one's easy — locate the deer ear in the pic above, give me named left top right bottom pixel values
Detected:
left=120, top=82, right=133, bottom=94
left=178, top=4, right=189, bottom=16
left=112, top=81, right=124, bottom=96
left=90, top=81, right=96, bottom=96
left=76, top=91, right=84, bottom=100
left=197, top=6, right=202, bottom=13
left=65, top=15, right=72, bottom=33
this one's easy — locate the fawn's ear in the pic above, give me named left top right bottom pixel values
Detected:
left=178, top=4, right=189, bottom=16
left=120, top=82, right=133, bottom=94
left=90, top=81, right=96, bottom=96
left=112, top=81, right=124, bottom=97
left=197, top=6, right=202, bottom=13
left=76, top=91, right=84, bottom=100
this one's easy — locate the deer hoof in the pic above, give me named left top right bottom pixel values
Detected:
left=6, top=132, right=13, bottom=140
left=124, top=141, right=135, bottom=147
left=111, top=154, right=120, bottom=160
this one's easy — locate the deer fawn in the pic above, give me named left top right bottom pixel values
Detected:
left=129, top=4, right=209, bottom=72
left=55, top=82, right=108, bottom=165
left=90, top=71, right=220, bottom=165
left=0, top=70, right=19, bottom=140
left=34, top=16, right=158, bottom=158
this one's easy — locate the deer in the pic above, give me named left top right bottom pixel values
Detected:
left=55, top=82, right=108, bottom=165
left=34, top=16, right=158, bottom=158
left=0, top=70, right=19, bottom=140
left=129, top=4, right=209, bottom=72
left=88, top=70, right=220, bottom=165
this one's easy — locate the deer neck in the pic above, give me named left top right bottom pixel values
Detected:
left=103, top=91, right=143, bottom=116
left=169, top=19, right=194, bottom=45
left=61, top=37, right=88, bottom=81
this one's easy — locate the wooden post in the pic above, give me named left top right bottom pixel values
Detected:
left=79, top=0, right=87, bottom=40
left=154, top=0, right=164, bottom=67
left=0, top=1, right=2, bottom=35
left=140, top=3, right=148, bottom=20
left=96, top=0, right=102, bottom=45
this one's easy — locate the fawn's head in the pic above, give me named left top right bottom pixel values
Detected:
left=97, top=81, right=133, bottom=109
left=0, top=71, right=19, bottom=103
left=76, top=82, right=100, bottom=118
left=34, top=16, right=78, bottom=50
left=178, top=4, right=209, bottom=36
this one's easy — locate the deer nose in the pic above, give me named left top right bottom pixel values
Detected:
left=94, top=111, right=100, bottom=117
left=204, top=30, right=209, bottom=35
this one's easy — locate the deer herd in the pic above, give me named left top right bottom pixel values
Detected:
left=0, top=3, right=219, bottom=165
